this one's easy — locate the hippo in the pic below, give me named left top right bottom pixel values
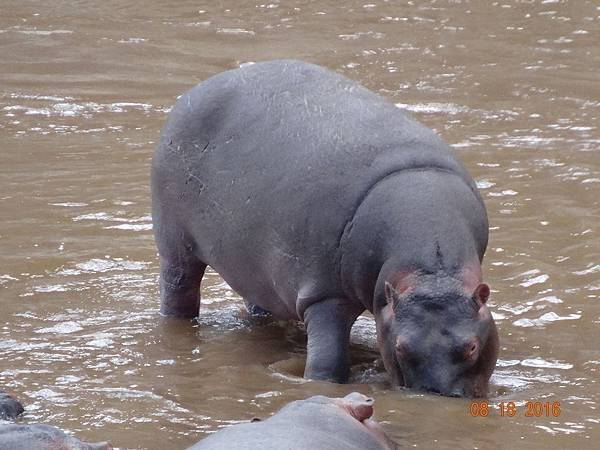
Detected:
left=152, top=60, right=499, bottom=397
left=0, top=424, right=112, bottom=450
left=189, top=392, right=397, bottom=450
left=0, top=393, right=24, bottom=421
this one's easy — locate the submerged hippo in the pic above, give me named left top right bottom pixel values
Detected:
left=189, top=392, right=397, bottom=450
left=0, top=424, right=112, bottom=450
left=0, top=394, right=111, bottom=449
left=0, top=393, right=24, bottom=421
left=152, top=60, right=498, bottom=397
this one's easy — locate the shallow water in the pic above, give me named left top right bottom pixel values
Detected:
left=0, top=0, right=598, bottom=448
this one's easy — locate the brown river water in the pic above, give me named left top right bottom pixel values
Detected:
left=1, top=1, right=598, bottom=449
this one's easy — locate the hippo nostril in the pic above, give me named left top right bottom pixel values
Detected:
left=423, top=386, right=441, bottom=395
left=365, top=398, right=374, bottom=404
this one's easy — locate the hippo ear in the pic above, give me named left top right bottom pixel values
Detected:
left=472, top=283, right=490, bottom=307
left=385, top=278, right=415, bottom=309
left=337, top=392, right=374, bottom=422
left=384, top=282, right=400, bottom=305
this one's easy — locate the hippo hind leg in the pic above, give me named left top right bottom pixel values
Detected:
left=156, top=225, right=206, bottom=318
left=159, top=256, right=206, bottom=318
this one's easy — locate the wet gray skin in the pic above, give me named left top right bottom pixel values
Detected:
left=189, top=392, right=398, bottom=450
left=377, top=278, right=498, bottom=397
left=0, top=424, right=112, bottom=450
left=152, top=60, right=498, bottom=397
left=0, top=393, right=24, bottom=421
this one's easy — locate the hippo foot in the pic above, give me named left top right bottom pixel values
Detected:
left=244, top=301, right=272, bottom=318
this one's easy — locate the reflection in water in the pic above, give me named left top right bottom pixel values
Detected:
left=0, top=0, right=598, bottom=448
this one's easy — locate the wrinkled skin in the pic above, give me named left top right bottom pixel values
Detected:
left=0, top=393, right=24, bottom=421
left=376, top=277, right=498, bottom=397
left=0, top=424, right=112, bottom=450
left=152, top=60, right=498, bottom=397
left=189, top=393, right=398, bottom=450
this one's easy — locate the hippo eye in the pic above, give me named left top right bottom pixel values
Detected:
left=464, top=339, right=480, bottom=362
left=395, top=341, right=409, bottom=359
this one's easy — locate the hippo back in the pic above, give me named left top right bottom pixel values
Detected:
left=189, top=397, right=394, bottom=450
left=153, top=60, right=479, bottom=318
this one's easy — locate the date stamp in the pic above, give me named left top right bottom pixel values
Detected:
left=470, top=401, right=561, bottom=417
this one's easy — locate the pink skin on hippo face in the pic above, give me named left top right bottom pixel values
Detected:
left=376, top=273, right=498, bottom=398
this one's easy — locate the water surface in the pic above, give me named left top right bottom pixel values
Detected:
left=1, top=1, right=598, bottom=448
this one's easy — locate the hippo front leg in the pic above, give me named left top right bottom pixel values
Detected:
left=303, top=298, right=363, bottom=383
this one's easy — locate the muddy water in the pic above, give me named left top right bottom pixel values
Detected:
left=0, top=0, right=598, bottom=448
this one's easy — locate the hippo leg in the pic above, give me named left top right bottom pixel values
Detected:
left=155, top=222, right=206, bottom=318
left=303, top=298, right=363, bottom=383
left=244, top=301, right=272, bottom=317
left=159, top=253, right=206, bottom=318
left=159, top=258, right=206, bottom=318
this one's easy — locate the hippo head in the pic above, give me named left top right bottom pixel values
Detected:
left=0, top=424, right=112, bottom=450
left=375, top=275, right=498, bottom=398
